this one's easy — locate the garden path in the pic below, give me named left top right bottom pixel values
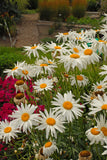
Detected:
left=15, top=13, right=40, bottom=48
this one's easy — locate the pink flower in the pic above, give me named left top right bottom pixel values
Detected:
left=0, top=103, right=16, bottom=121
left=34, top=105, right=45, bottom=113
left=0, top=144, right=3, bottom=152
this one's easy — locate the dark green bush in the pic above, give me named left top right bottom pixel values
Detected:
left=87, top=0, right=100, bottom=11
left=28, top=0, right=38, bottom=9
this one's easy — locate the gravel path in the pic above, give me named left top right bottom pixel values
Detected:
left=15, top=13, right=40, bottom=48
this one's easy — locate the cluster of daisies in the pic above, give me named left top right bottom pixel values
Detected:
left=1, top=13, right=107, bottom=159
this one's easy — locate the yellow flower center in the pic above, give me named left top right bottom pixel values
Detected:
left=101, top=104, right=107, bottom=110
left=90, top=96, right=94, bottom=100
left=21, top=113, right=30, bottom=122
left=63, top=101, right=73, bottom=110
left=40, top=64, right=48, bottom=67
left=46, top=118, right=56, bottom=125
left=16, top=80, right=24, bottom=86
left=15, top=93, right=24, bottom=99
left=64, top=73, right=69, bottom=78
left=84, top=49, right=93, bottom=55
left=101, top=127, right=107, bottom=136
left=22, top=70, right=28, bottom=75
left=63, top=32, right=68, bottom=35
left=54, top=46, right=61, bottom=49
left=80, top=150, right=90, bottom=157
left=98, top=40, right=105, bottom=43
left=40, top=83, right=47, bottom=89
left=31, top=46, right=37, bottom=49
left=4, top=127, right=12, bottom=133
left=45, top=142, right=52, bottom=148
left=76, top=37, right=82, bottom=40
left=48, top=60, right=53, bottom=64
left=76, top=75, right=83, bottom=81
left=70, top=54, right=80, bottom=59
left=12, top=66, right=18, bottom=71
left=73, top=47, right=79, bottom=53
left=97, top=85, right=102, bottom=89
left=91, top=128, right=100, bottom=135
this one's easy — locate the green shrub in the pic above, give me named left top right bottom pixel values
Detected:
left=0, top=47, right=31, bottom=77
left=10, top=0, right=29, bottom=12
left=71, top=0, right=87, bottom=18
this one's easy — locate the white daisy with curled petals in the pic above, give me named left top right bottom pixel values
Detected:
left=70, top=74, right=89, bottom=87
left=43, top=141, right=58, bottom=157
left=33, top=78, right=53, bottom=92
left=36, top=109, right=65, bottom=139
left=3, top=61, right=25, bottom=78
left=89, top=94, right=107, bottom=115
left=15, top=80, right=27, bottom=93
left=0, top=120, right=20, bottom=144
left=86, top=126, right=104, bottom=145
left=58, top=52, right=87, bottom=72
left=102, top=138, right=107, bottom=155
left=46, top=42, right=67, bottom=57
left=92, top=81, right=107, bottom=92
left=23, top=43, right=45, bottom=58
left=51, top=91, right=85, bottom=122
left=9, top=103, right=39, bottom=134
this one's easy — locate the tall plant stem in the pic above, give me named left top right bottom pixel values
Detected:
left=74, top=67, right=80, bottom=98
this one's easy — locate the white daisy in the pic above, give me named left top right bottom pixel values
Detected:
left=81, top=43, right=100, bottom=65
left=3, top=61, right=25, bottom=78
left=81, top=92, right=96, bottom=105
left=23, top=43, right=45, bottom=58
left=58, top=52, right=87, bottom=72
left=19, top=63, right=36, bottom=80
left=89, top=94, right=107, bottom=115
left=70, top=74, right=89, bottom=87
left=55, top=31, right=73, bottom=43
left=92, top=39, right=107, bottom=60
left=9, top=103, right=39, bottom=133
left=101, top=13, right=107, bottom=23
left=0, top=120, right=19, bottom=144
left=36, top=109, right=65, bottom=139
left=33, top=78, right=53, bottom=92
left=34, top=58, right=57, bottom=76
left=52, top=91, right=85, bottom=122
left=46, top=42, right=67, bottom=57
left=43, top=141, right=58, bottom=157
left=99, top=65, right=107, bottom=82
left=65, top=41, right=82, bottom=54
left=102, top=138, right=107, bottom=155
left=15, top=80, right=28, bottom=93
left=92, top=81, right=107, bottom=92
left=96, top=115, right=107, bottom=138
left=85, top=126, right=104, bottom=145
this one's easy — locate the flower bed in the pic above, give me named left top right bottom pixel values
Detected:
left=0, top=14, right=107, bottom=160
